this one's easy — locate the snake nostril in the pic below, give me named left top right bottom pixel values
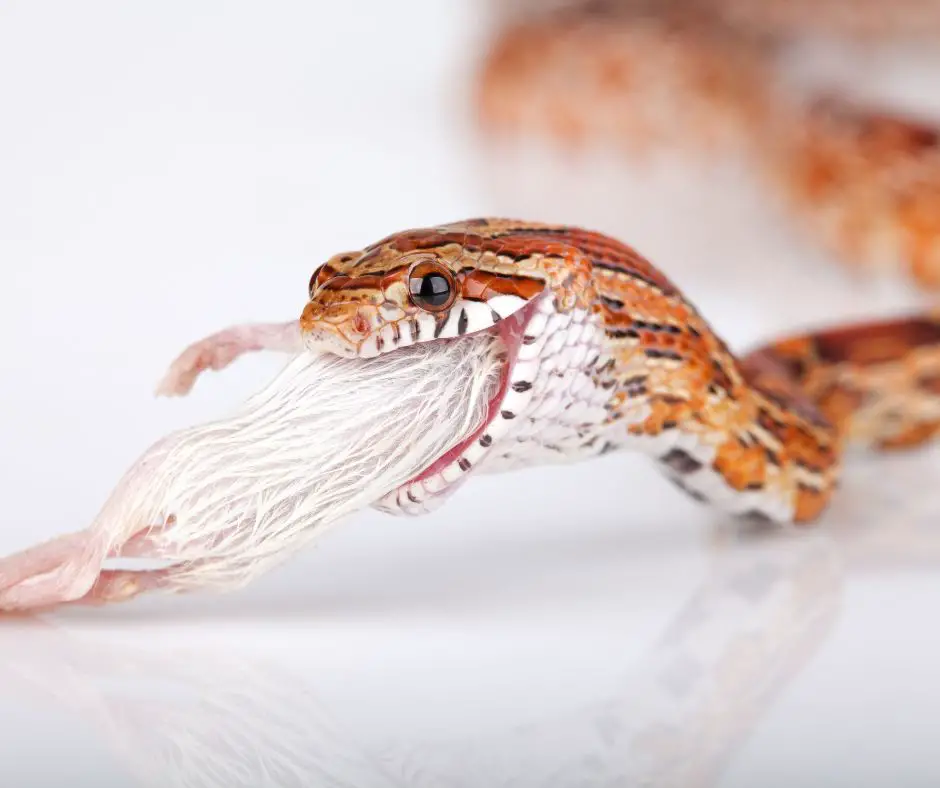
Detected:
left=300, top=302, right=374, bottom=341
left=352, top=312, right=370, bottom=336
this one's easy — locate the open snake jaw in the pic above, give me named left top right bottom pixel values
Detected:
left=374, top=288, right=617, bottom=517
left=373, top=295, right=550, bottom=516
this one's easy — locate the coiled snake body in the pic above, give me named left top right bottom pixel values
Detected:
left=477, top=0, right=940, bottom=288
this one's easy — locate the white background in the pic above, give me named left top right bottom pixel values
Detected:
left=1, top=2, right=940, bottom=786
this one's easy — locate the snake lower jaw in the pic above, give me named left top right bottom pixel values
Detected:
left=374, top=293, right=615, bottom=517
left=373, top=297, right=552, bottom=517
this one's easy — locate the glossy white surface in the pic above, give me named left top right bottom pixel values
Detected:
left=1, top=2, right=939, bottom=785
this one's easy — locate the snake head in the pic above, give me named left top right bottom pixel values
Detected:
left=298, top=220, right=606, bottom=518
left=299, top=225, right=546, bottom=358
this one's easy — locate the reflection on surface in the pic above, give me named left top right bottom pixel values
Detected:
left=0, top=449, right=937, bottom=787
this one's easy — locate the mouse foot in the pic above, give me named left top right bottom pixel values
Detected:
left=155, top=321, right=303, bottom=397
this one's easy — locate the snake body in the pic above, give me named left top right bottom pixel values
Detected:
left=297, top=218, right=940, bottom=526
left=476, top=0, right=940, bottom=287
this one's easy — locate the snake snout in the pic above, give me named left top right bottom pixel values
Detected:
left=300, top=301, right=380, bottom=358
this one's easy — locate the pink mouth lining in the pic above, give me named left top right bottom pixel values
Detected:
left=409, top=296, right=543, bottom=485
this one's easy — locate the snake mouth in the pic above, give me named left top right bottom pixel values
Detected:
left=376, top=294, right=550, bottom=515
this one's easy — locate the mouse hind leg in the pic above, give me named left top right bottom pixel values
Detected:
left=155, top=321, right=303, bottom=397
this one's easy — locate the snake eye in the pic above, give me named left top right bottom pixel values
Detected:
left=407, top=260, right=456, bottom=312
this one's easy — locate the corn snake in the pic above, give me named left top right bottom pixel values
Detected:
left=162, top=217, right=940, bottom=528
left=8, top=1, right=940, bottom=609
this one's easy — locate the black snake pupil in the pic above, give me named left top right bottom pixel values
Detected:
left=411, top=273, right=451, bottom=308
